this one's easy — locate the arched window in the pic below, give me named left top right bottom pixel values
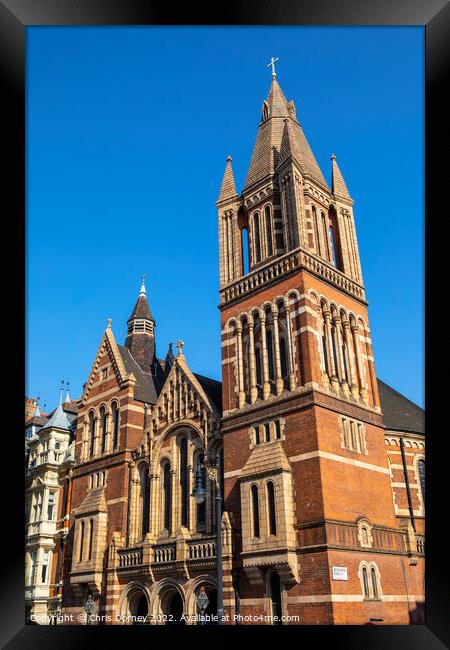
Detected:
left=112, top=402, right=119, bottom=450
left=267, top=328, right=274, bottom=380
left=267, top=481, right=277, bottom=536
left=241, top=227, right=250, bottom=275
left=312, top=205, right=321, bottom=256
left=362, top=566, right=370, bottom=598
left=265, top=206, right=273, bottom=257
left=79, top=520, right=85, bottom=562
left=253, top=212, right=261, bottom=264
left=88, top=412, right=95, bottom=458
left=196, top=454, right=206, bottom=528
left=251, top=485, right=260, bottom=538
left=321, top=212, right=330, bottom=261
left=88, top=519, right=94, bottom=561
left=140, top=463, right=150, bottom=536
left=255, top=347, right=262, bottom=386
left=162, top=461, right=171, bottom=532
left=275, top=420, right=281, bottom=439
left=279, top=337, right=287, bottom=378
left=329, top=224, right=337, bottom=266
left=100, top=406, right=107, bottom=453
left=418, top=459, right=425, bottom=500
left=269, top=571, right=283, bottom=624
left=180, top=438, right=189, bottom=528
left=371, top=567, right=378, bottom=599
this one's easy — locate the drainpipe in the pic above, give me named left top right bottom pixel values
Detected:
left=400, top=437, right=416, bottom=532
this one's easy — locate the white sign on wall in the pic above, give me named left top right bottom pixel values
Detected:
left=332, top=566, right=348, bottom=581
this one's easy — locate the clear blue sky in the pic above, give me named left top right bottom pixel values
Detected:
left=26, top=26, right=424, bottom=411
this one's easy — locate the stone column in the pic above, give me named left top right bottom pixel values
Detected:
left=352, top=324, right=368, bottom=404
left=333, top=316, right=350, bottom=398
left=93, top=416, right=101, bottom=457
left=343, top=319, right=359, bottom=400
left=248, top=319, right=258, bottom=404
left=271, top=305, right=284, bottom=395
left=260, top=314, right=271, bottom=399
left=323, top=310, right=340, bottom=392
left=149, top=473, right=159, bottom=537
left=236, top=324, right=246, bottom=408
left=105, top=411, right=113, bottom=455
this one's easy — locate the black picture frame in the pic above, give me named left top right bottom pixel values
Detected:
left=2, top=1, right=448, bottom=648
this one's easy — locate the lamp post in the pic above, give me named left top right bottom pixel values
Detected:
left=84, top=594, right=95, bottom=626
left=191, top=452, right=224, bottom=625
left=196, top=585, right=210, bottom=625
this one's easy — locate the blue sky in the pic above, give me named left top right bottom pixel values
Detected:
left=26, top=26, right=424, bottom=411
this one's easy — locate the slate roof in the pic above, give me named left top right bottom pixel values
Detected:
left=117, top=344, right=163, bottom=404
left=194, top=373, right=222, bottom=411
left=244, top=77, right=328, bottom=191
left=378, top=379, right=424, bottom=435
left=41, top=404, right=72, bottom=431
left=128, top=293, right=154, bottom=322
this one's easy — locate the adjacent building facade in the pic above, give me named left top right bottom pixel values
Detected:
left=28, top=70, right=424, bottom=625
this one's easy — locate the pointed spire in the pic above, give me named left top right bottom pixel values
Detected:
left=244, top=74, right=328, bottom=191
left=43, top=403, right=71, bottom=431
left=218, top=155, right=237, bottom=202
left=279, top=117, right=294, bottom=164
left=59, top=377, right=64, bottom=405
left=125, top=279, right=156, bottom=373
left=128, top=277, right=154, bottom=322
left=35, top=399, right=41, bottom=417
left=331, top=154, right=352, bottom=200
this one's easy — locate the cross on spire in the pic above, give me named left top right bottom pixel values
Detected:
left=267, top=56, right=279, bottom=77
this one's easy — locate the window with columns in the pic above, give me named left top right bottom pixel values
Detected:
left=359, top=561, right=382, bottom=600
left=250, top=419, right=284, bottom=447
left=316, top=298, right=369, bottom=405
left=230, top=295, right=298, bottom=408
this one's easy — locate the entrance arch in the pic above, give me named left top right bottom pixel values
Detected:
left=117, top=581, right=151, bottom=624
left=161, top=588, right=185, bottom=625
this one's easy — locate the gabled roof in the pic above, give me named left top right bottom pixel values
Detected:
left=244, top=77, right=328, bottom=191
left=378, top=379, right=424, bottom=435
left=194, top=373, right=222, bottom=411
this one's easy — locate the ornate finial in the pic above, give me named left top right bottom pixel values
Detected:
left=168, top=342, right=173, bottom=352
left=176, top=340, right=185, bottom=357
left=107, top=318, right=112, bottom=329
left=267, top=56, right=279, bottom=77
left=139, top=274, right=147, bottom=297
left=227, top=155, right=232, bottom=162
left=65, top=379, right=71, bottom=404
left=59, top=377, right=64, bottom=405
left=331, top=153, right=336, bottom=161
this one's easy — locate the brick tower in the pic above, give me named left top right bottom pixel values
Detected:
left=217, top=66, right=420, bottom=624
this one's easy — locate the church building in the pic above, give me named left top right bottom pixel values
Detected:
left=51, top=66, right=424, bottom=625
